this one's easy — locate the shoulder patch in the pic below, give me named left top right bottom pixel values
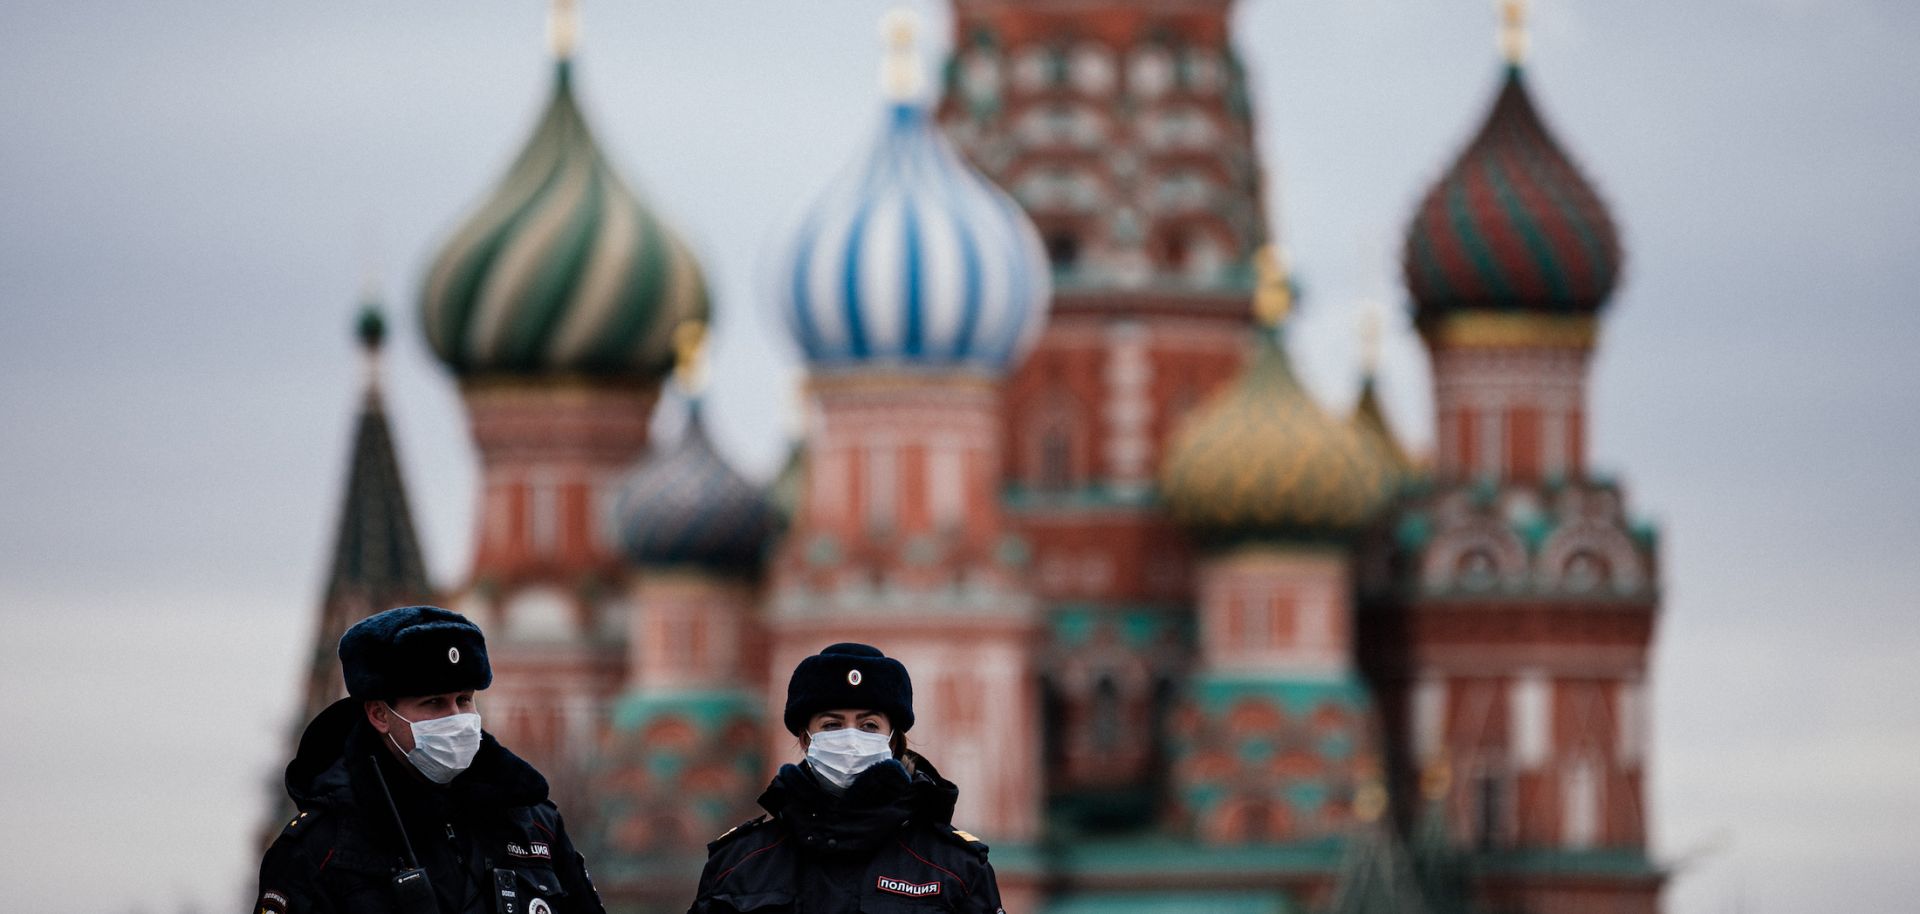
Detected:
left=709, top=814, right=771, bottom=849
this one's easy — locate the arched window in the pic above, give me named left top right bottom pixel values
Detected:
left=528, top=470, right=560, bottom=557
left=1457, top=549, right=1498, bottom=591
left=1127, top=46, right=1174, bottom=99
left=1473, top=769, right=1508, bottom=850
left=1040, top=424, right=1073, bottom=491
left=1156, top=232, right=1190, bottom=270
left=1046, top=232, right=1081, bottom=271
left=1027, top=403, right=1083, bottom=493
left=1091, top=673, right=1123, bottom=752
left=1069, top=43, right=1116, bottom=94
left=1564, top=550, right=1608, bottom=593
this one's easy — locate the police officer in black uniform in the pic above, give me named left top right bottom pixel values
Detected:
left=255, top=606, right=605, bottom=914
left=688, top=643, right=1006, bottom=914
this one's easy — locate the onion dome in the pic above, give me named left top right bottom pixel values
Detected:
left=778, top=10, right=1050, bottom=375
left=609, top=401, right=773, bottom=572
left=1161, top=248, right=1394, bottom=536
left=1402, top=62, right=1621, bottom=325
left=420, top=17, right=708, bottom=381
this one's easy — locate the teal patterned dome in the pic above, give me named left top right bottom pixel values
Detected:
left=420, top=60, right=708, bottom=380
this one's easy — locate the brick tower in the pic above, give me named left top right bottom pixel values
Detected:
left=1158, top=250, right=1396, bottom=847
left=767, top=10, right=1053, bottom=905
left=1360, top=3, right=1664, bottom=911
left=588, top=326, right=778, bottom=909
left=416, top=0, right=709, bottom=789
left=938, top=0, right=1264, bottom=816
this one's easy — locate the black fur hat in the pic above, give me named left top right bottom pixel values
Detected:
left=339, top=605, right=492, bottom=700
left=783, top=642, right=914, bottom=736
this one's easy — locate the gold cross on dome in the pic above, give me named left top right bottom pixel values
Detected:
left=1254, top=244, right=1294, bottom=327
left=1499, top=0, right=1531, bottom=64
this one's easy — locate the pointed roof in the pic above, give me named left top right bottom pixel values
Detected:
left=301, top=303, right=435, bottom=727
left=325, top=304, right=431, bottom=605
left=769, top=438, right=806, bottom=528
left=1409, top=799, right=1480, bottom=914
left=1350, top=373, right=1412, bottom=484
left=1323, top=797, right=1434, bottom=914
left=1403, top=758, right=1481, bottom=914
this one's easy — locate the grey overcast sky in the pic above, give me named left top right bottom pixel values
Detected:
left=1, top=1, right=1915, bottom=911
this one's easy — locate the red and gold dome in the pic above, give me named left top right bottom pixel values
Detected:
left=1402, top=65, right=1621, bottom=329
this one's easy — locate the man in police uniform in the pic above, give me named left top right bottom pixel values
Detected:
left=256, top=606, right=604, bottom=914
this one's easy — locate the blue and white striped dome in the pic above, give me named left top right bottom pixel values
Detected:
left=779, top=102, right=1051, bottom=375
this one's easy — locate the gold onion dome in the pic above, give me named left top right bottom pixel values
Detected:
left=1161, top=247, right=1395, bottom=537
left=420, top=17, right=707, bottom=381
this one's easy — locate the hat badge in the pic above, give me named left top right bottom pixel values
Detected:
left=448, top=647, right=460, bottom=664
left=847, top=669, right=863, bottom=686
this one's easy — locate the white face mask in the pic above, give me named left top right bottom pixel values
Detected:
left=805, top=727, right=893, bottom=790
left=385, top=704, right=482, bottom=785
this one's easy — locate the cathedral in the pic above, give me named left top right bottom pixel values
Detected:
left=298, top=1, right=1663, bottom=911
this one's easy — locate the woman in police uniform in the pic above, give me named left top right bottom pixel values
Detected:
left=687, top=643, right=1005, bottom=914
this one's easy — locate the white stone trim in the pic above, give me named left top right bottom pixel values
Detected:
left=1510, top=670, right=1551, bottom=769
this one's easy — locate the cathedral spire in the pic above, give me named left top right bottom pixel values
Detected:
left=1323, top=779, right=1438, bottom=914
left=303, top=299, right=434, bottom=724
left=322, top=300, right=431, bottom=618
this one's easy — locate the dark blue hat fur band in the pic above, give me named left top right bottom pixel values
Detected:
left=339, top=605, right=492, bottom=699
left=783, top=642, right=914, bottom=736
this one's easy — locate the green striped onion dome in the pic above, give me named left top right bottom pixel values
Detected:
left=1162, top=331, right=1395, bottom=537
left=1403, top=66, right=1621, bottom=324
left=421, top=61, right=708, bottom=379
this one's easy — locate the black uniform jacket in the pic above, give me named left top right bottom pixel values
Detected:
left=688, top=756, right=1005, bottom=914
left=255, top=698, right=604, bottom=914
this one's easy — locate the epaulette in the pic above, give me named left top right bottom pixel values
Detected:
left=936, top=824, right=990, bottom=859
left=708, top=814, right=772, bottom=851
left=278, top=810, right=321, bottom=842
